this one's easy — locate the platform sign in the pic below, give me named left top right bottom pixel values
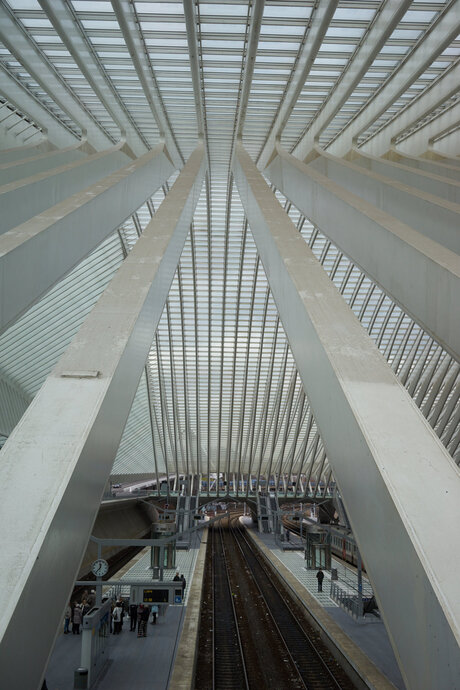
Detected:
left=143, top=588, right=169, bottom=603
left=129, top=582, right=184, bottom=605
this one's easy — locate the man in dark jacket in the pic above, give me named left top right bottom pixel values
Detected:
left=316, top=569, right=324, bottom=592
left=129, top=603, right=138, bottom=631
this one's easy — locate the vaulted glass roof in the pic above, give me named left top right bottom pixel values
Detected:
left=0, top=0, right=459, bottom=492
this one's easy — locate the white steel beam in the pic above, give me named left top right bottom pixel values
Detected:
left=265, top=145, right=460, bottom=361
left=257, top=0, right=338, bottom=170
left=361, top=61, right=460, bottom=157
left=111, top=0, right=184, bottom=168
left=385, top=147, right=460, bottom=182
left=290, top=0, right=410, bottom=162
left=233, top=142, right=460, bottom=689
left=399, top=101, right=460, bottom=158
left=0, top=3, right=113, bottom=150
left=0, top=144, right=175, bottom=334
left=324, top=3, right=460, bottom=157
left=0, top=65, right=78, bottom=150
left=236, top=0, right=265, bottom=140
left=0, top=144, right=130, bottom=232
left=0, top=143, right=89, bottom=186
left=0, top=140, right=55, bottom=163
left=308, top=148, right=460, bottom=255
left=0, top=144, right=205, bottom=690
left=39, top=0, right=146, bottom=157
left=183, top=0, right=205, bottom=138
left=349, top=149, right=460, bottom=204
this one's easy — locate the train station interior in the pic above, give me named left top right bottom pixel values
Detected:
left=0, top=1, right=459, bottom=688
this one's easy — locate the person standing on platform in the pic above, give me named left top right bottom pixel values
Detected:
left=72, top=603, right=82, bottom=634
left=137, top=604, right=144, bottom=637
left=112, top=602, right=122, bottom=634
left=151, top=604, right=159, bottom=625
left=316, top=569, right=324, bottom=592
left=180, top=574, right=186, bottom=599
left=129, top=602, right=138, bottom=631
left=173, top=571, right=181, bottom=582
left=64, top=603, right=71, bottom=634
left=138, top=605, right=149, bottom=637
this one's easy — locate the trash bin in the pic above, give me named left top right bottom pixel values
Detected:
left=331, top=568, right=338, bottom=581
left=74, top=667, right=88, bottom=689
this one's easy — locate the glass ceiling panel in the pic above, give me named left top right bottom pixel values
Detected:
left=1, top=0, right=458, bottom=481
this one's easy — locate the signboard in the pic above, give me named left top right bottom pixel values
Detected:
left=129, top=582, right=184, bottom=605
left=143, top=588, right=169, bottom=603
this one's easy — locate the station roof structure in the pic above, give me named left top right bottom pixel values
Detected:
left=1, top=2, right=460, bottom=688
left=0, top=0, right=459, bottom=490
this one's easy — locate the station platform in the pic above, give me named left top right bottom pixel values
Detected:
left=45, top=532, right=205, bottom=690
left=247, top=521, right=405, bottom=690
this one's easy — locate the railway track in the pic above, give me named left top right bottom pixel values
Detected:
left=195, top=515, right=355, bottom=690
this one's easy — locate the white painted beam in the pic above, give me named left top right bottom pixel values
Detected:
left=350, top=149, right=460, bottom=204
left=0, top=143, right=88, bottom=186
left=183, top=0, right=204, bottom=138
left=360, top=61, right=460, bottom=157
left=0, top=144, right=205, bottom=690
left=0, top=65, right=79, bottom=150
left=265, top=145, right=460, bottom=361
left=234, top=142, right=460, bottom=689
left=398, top=100, right=460, bottom=159
left=291, top=0, right=410, bottom=161
left=111, top=0, right=184, bottom=168
left=39, top=0, right=146, bottom=157
left=257, top=0, right=338, bottom=170
left=0, top=144, right=175, bottom=334
left=309, top=148, right=460, bottom=254
left=236, top=0, right=265, bottom=140
left=0, top=4, right=113, bottom=150
left=0, top=145, right=130, bottom=232
left=325, top=3, right=460, bottom=157
left=385, top=147, right=460, bottom=182
left=0, top=139, right=55, bottom=164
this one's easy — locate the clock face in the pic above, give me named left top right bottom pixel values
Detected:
left=91, top=558, right=109, bottom=577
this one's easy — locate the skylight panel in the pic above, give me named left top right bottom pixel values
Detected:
left=325, top=27, right=365, bottom=39
left=332, top=8, right=375, bottom=21
left=390, top=29, right=423, bottom=40
left=81, top=20, right=120, bottom=29
left=319, top=43, right=356, bottom=53
left=263, top=5, right=312, bottom=19
left=134, top=1, right=184, bottom=13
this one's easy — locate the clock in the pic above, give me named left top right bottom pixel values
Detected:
left=91, top=558, right=109, bottom=577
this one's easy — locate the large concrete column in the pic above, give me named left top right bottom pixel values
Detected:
left=0, top=144, right=175, bottom=334
left=0, top=143, right=87, bottom=185
left=349, top=149, right=460, bottom=204
left=0, top=144, right=130, bottom=232
left=265, top=144, right=460, bottom=362
left=234, top=142, right=460, bottom=689
left=384, top=148, right=460, bottom=183
left=308, top=148, right=460, bottom=255
left=0, top=140, right=56, bottom=164
left=0, top=144, right=205, bottom=690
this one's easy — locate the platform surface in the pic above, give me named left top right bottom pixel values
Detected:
left=45, top=534, right=202, bottom=690
left=254, top=525, right=405, bottom=689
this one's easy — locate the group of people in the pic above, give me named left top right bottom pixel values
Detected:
left=173, top=571, right=187, bottom=598
left=64, top=589, right=96, bottom=635
left=112, top=599, right=160, bottom=637
left=63, top=572, right=187, bottom=637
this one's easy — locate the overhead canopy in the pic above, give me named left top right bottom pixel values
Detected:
left=0, top=0, right=459, bottom=482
